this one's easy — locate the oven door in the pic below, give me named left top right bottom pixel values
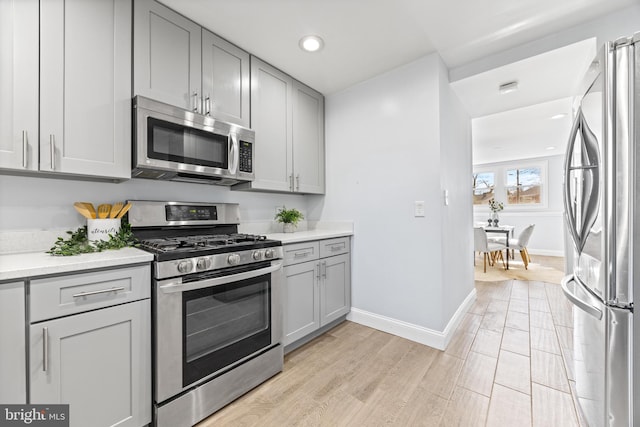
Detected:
left=154, top=260, right=283, bottom=403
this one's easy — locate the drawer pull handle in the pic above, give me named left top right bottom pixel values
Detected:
left=330, top=245, right=342, bottom=251
left=72, top=286, right=125, bottom=298
left=42, top=327, right=48, bottom=373
left=293, top=252, right=309, bottom=258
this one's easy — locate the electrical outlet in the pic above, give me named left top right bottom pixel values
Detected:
left=414, top=201, right=425, bottom=217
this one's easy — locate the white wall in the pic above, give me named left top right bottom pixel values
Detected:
left=473, top=154, right=565, bottom=256
left=438, top=60, right=474, bottom=324
left=309, top=53, right=473, bottom=336
left=0, top=174, right=310, bottom=231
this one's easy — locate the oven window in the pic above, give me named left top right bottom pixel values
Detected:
left=147, top=117, right=228, bottom=169
left=182, top=273, right=271, bottom=386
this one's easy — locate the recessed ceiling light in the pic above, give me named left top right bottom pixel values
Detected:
left=299, top=35, right=324, bottom=52
left=498, top=81, right=518, bottom=94
left=546, top=146, right=556, bottom=150
left=550, top=113, right=567, bottom=120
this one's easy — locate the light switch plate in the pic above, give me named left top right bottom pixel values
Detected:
left=414, top=201, right=425, bottom=217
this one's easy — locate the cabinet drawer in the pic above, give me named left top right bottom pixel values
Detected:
left=31, top=265, right=150, bottom=322
left=319, top=237, right=350, bottom=258
left=283, top=242, right=320, bottom=266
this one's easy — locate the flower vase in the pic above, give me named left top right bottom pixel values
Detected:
left=490, top=212, right=499, bottom=226
left=283, top=223, right=295, bottom=233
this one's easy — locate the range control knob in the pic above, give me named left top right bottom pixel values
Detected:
left=264, top=248, right=275, bottom=259
left=177, top=261, right=192, bottom=274
left=252, top=250, right=263, bottom=261
left=227, top=254, right=241, bottom=266
left=196, top=258, right=212, bottom=270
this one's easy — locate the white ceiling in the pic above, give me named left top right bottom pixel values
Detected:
left=159, top=0, right=635, bottom=164
left=472, top=97, right=575, bottom=165
left=161, top=0, right=636, bottom=95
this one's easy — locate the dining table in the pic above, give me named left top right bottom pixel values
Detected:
left=483, top=224, right=515, bottom=269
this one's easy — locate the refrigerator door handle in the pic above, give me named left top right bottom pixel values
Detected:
left=563, top=112, right=583, bottom=252
left=561, top=274, right=603, bottom=320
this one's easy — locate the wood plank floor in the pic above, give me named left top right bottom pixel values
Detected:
left=198, top=273, right=585, bottom=426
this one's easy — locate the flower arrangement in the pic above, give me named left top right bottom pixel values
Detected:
left=488, top=198, right=504, bottom=213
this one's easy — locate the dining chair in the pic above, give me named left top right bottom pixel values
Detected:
left=491, top=224, right=536, bottom=269
left=473, top=227, right=507, bottom=272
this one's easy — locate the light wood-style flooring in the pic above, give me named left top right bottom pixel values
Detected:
left=198, top=278, right=584, bottom=426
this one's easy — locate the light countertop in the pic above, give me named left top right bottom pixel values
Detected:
left=266, top=229, right=353, bottom=244
left=0, top=247, right=154, bottom=282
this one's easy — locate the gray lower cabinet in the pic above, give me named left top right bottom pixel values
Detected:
left=283, top=238, right=351, bottom=346
left=0, top=281, right=26, bottom=403
left=29, top=266, right=151, bottom=427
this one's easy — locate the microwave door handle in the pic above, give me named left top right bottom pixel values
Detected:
left=563, top=110, right=583, bottom=252
left=159, top=261, right=283, bottom=294
left=229, top=133, right=238, bottom=175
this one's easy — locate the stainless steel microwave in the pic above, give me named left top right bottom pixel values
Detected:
left=132, top=96, right=254, bottom=185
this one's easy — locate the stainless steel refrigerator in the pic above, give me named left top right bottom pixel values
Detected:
left=562, top=32, right=639, bottom=427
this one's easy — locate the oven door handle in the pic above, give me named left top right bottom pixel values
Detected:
left=159, top=261, right=283, bottom=294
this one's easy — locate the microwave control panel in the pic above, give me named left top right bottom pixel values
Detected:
left=239, top=141, right=253, bottom=173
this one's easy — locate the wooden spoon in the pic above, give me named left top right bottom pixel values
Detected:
left=116, top=202, right=132, bottom=219
left=79, top=202, right=96, bottom=219
left=110, top=202, right=124, bottom=218
left=97, top=204, right=111, bottom=219
left=73, top=202, right=93, bottom=219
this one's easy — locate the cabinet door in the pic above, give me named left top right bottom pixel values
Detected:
left=292, top=81, right=325, bottom=194
left=283, top=261, right=320, bottom=345
left=202, top=30, right=250, bottom=127
left=0, top=281, right=26, bottom=403
left=30, top=300, right=151, bottom=427
left=0, top=0, right=38, bottom=171
left=40, top=0, right=131, bottom=179
left=134, top=0, right=202, bottom=112
left=320, top=254, right=351, bottom=326
left=248, top=57, right=294, bottom=192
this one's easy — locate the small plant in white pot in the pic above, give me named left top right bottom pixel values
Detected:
left=274, top=206, right=304, bottom=233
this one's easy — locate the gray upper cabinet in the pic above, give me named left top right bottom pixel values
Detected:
left=202, top=30, right=250, bottom=127
left=235, top=56, right=325, bottom=194
left=40, top=0, right=131, bottom=179
left=0, top=0, right=39, bottom=172
left=134, top=0, right=201, bottom=112
left=292, top=81, right=325, bottom=194
left=134, top=0, right=250, bottom=127
left=0, top=281, right=26, bottom=404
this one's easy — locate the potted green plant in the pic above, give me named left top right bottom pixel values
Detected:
left=274, top=206, right=304, bottom=233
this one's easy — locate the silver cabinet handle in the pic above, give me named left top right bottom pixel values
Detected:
left=316, top=263, right=321, bottom=280
left=72, top=286, right=125, bottom=298
left=22, top=131, right=28, bottom=168
left=289, top=174, right=294, bottom=191
left=205, top=95, right=211, bottom=116
left=296, top=174, right=300, bottom=191
left=42, top=327, right=49, bottom=372
left=330, top=245, right=342, bottom=252
left=293, top=252, right=309, bottom=259
left=193, top=91, right=199, bottom=112
left=321, top=261, right=327, bottom=278
left=49, top=135, right=56, bottom=170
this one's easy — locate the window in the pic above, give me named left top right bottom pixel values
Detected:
left=473, top=171, right=495, bottom=205
left=506, top=167, right=542, bottom=205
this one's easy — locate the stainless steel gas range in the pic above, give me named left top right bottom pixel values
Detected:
left=127, top=200, right=284, bottom=427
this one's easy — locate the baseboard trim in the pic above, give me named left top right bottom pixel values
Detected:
left=347, top=288, right=477, bottom=351
left=528, top=249, right=564, bottom=257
